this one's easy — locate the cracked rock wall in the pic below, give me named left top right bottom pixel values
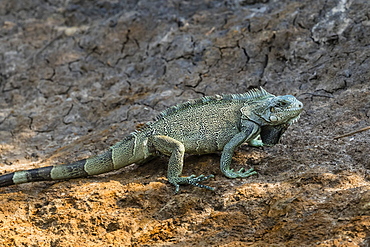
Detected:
left=0, top=0, right=369, bottom=246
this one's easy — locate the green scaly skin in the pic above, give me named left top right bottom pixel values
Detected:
left=0, top=88, right=303, bottom=193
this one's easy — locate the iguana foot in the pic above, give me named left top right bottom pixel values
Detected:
left=170, top=174, right=215, bottom=194
left=248, top=139, right=264, bottom=147
left=223, top=167, right=257, bottom=179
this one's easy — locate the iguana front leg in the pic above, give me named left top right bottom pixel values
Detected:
left=150, top=135, right=214, bottom=193
left=248, top=136, right=264, bottom=147
left=220, top=122, right=259, bottom=178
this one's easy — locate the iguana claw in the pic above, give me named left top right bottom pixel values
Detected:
left=223, top=167, right=257, bottom=179
left=172, top=174, right=215, bottom=193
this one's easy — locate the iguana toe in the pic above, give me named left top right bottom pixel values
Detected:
left=171, top=174, right=215, bottom=193
left=223, top=167, right=257, bottom=178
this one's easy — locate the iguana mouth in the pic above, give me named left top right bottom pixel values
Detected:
left=273, top=106, right=303, bottom=124
left=286, top=100, right=303, bottom=113
left=289, top=113, right=301, bottom=124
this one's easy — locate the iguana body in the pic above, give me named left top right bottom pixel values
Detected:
left=0, top=88, right=303, bottom=192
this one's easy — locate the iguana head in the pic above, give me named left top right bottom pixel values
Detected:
left=264, top=95, right=303, bottom=125
left=241, top=94, right=303, bottom=126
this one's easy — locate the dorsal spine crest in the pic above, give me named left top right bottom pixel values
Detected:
left=155, top=87, right=273, bottom=121
left=127, top=87, right=274, bottom=136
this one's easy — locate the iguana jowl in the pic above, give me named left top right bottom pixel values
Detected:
left=0, top=88, right=303, bottom=193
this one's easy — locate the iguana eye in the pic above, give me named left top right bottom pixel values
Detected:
left=275, top=101, right=288, bottom=108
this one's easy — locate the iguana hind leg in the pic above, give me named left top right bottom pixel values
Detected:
left=150, top=135, right=214, bottom=193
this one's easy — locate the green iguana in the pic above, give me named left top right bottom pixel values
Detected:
left=0, top=88, right=303, bottom=193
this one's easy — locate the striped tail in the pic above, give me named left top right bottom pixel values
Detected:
left=0, top=149, right=116, bottom=187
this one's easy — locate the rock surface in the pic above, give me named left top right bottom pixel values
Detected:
left=0, top=0, right=369, bottom=246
